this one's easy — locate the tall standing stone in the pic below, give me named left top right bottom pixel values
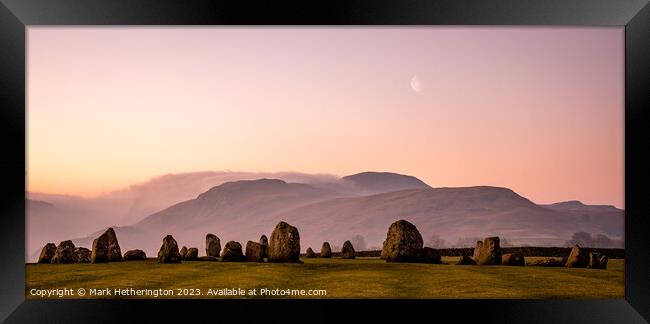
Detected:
left=476, top=237, right=502, bottom=265
left=157, top=235, right=182, bottom=263
left=38, top=243, right=56, bottom=263
left=105, top=228, right=123, bottom=262
left=91, top=227, right=123, bottom=263
left=472, top=241, right=483, bottom=261
left=381, top=220, right=423, bottom=262
left=320, top=242, right=332, bottom=258
left=268, top=221, right=301, bottom=263
left=341, top=240, right=356, bottom=259
left=180, top=246, right=188, bottom=259
left=206, top=234, right=221, bottom=258
left=91, top=232, right=110, bottom=263
left=565, top=245, right=589, bottom=268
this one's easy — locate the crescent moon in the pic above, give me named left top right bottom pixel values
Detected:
left=410, top=76, right=421, bottom=92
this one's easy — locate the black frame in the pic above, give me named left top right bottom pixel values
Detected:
left=1, top=0, right=648, bottom=322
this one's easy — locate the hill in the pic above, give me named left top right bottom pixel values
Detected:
left=66, top=181, right=623, bottom=259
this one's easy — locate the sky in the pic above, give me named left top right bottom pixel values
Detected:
left=27, top=27, right=624, bottom=208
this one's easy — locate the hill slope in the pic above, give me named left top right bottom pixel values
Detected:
left=67, top=182, right=623, bottom=259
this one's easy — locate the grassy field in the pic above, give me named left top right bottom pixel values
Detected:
left=25, top=257, right=624, bottom=299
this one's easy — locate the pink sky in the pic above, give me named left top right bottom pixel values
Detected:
left=27, top=27, right=624, bottom=208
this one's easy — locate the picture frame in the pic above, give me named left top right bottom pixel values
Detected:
left=1, top=0, right=648, bottom=322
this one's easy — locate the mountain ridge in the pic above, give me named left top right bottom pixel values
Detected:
left=27, top=171, right=624, bottom=262
left=63, top=178, right=622, bottom=261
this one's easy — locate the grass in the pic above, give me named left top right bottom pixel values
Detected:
left=25, top=257, right=624, bottom=299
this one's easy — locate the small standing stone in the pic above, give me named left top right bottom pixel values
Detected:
left=51, top=240, right=76, bottom=264
left=476, top=237, right=502, bottom=265
left=320, top=242, right=332, bottom=258
left=184, top=248, right=198, bottom=261
left=341, top=240, right=355, bottom=259
left=74, top=247, right=91, bottom=263
left=221, top=241, right=245, bottom=262
left=598, top=255, right=609, bottom=269
left=123, top=249, right=147, bottom=261
left=589, top=252, right=601, bottom=269
left=245, top=241, right=265, bottom=262
left=527, top=258, right=564, bottom=267
left=502, top=253, right=525, bottom=266
left=456, top=255, right=477, bottom=265
left=157, top=235, right=182, bottom=263
left=259, top=235, right=269, bottom=259
left=206, top=234, right=221, bottom=258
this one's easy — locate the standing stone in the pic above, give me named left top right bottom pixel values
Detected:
left=589, top=252, right=601, bottom=269
left=305, top=248, right=316, bottom=258
left=589, top=253, right=609, bottom=269
left=221, top=241, right=245, bottom=262
left=105, top=228, right=123, bottom=262
left=415, top=247, right=442, bottom=264
left=245, top=241, right=265, bottom=262
left=157, top=235, right=182, bottom=263
left=184, top=248, right=198, bottom=261
left=206, top=234, right=221, bottom=258
left=91, top=227, right=123, bottom=263
left=456, top=255, right=477, bottom=265
left=381, top=220, right=423, bottom=262
left=502, top=253, right=525, bottom=266
left=268, top=221, right=301, bottom=263
left=528, top=258, right=564, bottom=267
left=124, top=249, right=147, bottom=261
left=341, top=240, right=356, bottom=259
left=320, top=242, right=332, bottom=258
left=74, top=247, right=92, bottom=263
left=91, top=231, right=110, bottom=263
left=38, top=243, right=56, bottom=263
left=51, top=240, right=76, bottom=264
left=259, top=235, right=269, bottom=259
left=565, top=245, right=589, bottom=268
left=476, top=237, right=502, bottom=265
left=472, top=241, right=483, bottom=261
left=180, top=246, right=188, bottom=259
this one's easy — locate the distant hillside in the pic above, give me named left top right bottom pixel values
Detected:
left=60, top=181, right=623, bottom=261
left=341, top=171, right=431, bottom=195
left=26, top=198, right=121, bottom=261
